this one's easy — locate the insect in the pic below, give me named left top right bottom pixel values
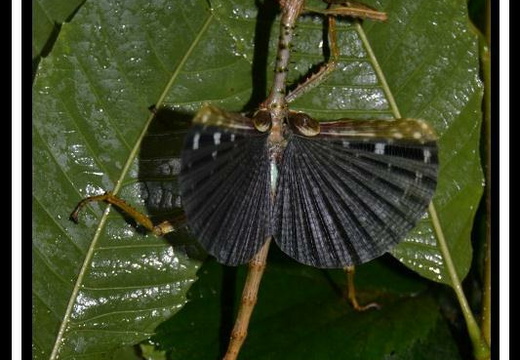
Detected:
left=72, top=0, right=438, bottom=359
left=178, top=1, right=437, bottom=269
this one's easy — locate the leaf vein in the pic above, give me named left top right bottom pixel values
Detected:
left=32, top=246, right=73, bottom=289
left=32, top=194, right=84, bottom=255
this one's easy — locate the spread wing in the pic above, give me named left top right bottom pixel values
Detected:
left=273, top=119, right=439, bottom=268
left=179, top=106, right=271, bottom=265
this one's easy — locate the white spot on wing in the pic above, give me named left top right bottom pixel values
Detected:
left=423, top=149, right=432, bottom=163
left=212, top=150, right=217, bottom=159
left=213, top=132, right=221, bottom=145
left=415, top=171, right=423, bottom=183
left=230, top=134, right=236, bottom=142
left=375, top=143, right=386, bottom=155
left=193, top=132, right=201, bottom=150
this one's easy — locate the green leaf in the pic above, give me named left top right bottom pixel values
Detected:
left=152, top=255, right=462, bottom=359
left=33, top=0, right=483, bottom=358
left=32, top=0, right=86, bottom=59
left=32, top=0, right=211, bottom=358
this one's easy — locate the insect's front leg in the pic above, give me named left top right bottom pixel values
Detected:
left=286, top=1, right=387, bottom=103
left=285, top=14, right=340, bottom=103
left=70, top=192, right=184, bottom=237
left=307, top=0, right=388, bottom=22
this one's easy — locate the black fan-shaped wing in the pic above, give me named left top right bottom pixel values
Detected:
left=273, top=119, right=438, bottom=268
left=179, top=106, right=271, bottom=265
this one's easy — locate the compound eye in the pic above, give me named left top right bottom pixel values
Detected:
left=252, top=110, right=272, bottom=132
left=288, top=112, right=320, bottom=137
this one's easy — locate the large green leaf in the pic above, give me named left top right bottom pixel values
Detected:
left=33, top=0, right=86, bottom=59
left=32, top=0, right=211, bottom=358
left=33, top=0, right=483, bottom=358
left=153, top=254, right=462, bottom=359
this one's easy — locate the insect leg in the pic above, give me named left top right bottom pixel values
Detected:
left=70, top=192, right=183, bottom=236
left=285, top=13, right=339, bottom=103
left=306, top=1, right=388, bottom=22
left=344, top=265, right=380, bottom=311
left=286, top=1, right=386, bottom=103
left=223, top=238, right=272, bottom=360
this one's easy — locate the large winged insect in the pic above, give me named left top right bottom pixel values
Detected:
left=178, top=2, right=438, bottom=269
left=71, top=1, right=438, bottom=270
left=180, top=2, right=438, bottom=357
left=71, top=0, right=439, bottom=359
left=179, top=106, right=438, bottom=268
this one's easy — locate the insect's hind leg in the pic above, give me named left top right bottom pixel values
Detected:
left=344, top=265, right=380, bottom=311
left=223, top=239, right=272, bottom=360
